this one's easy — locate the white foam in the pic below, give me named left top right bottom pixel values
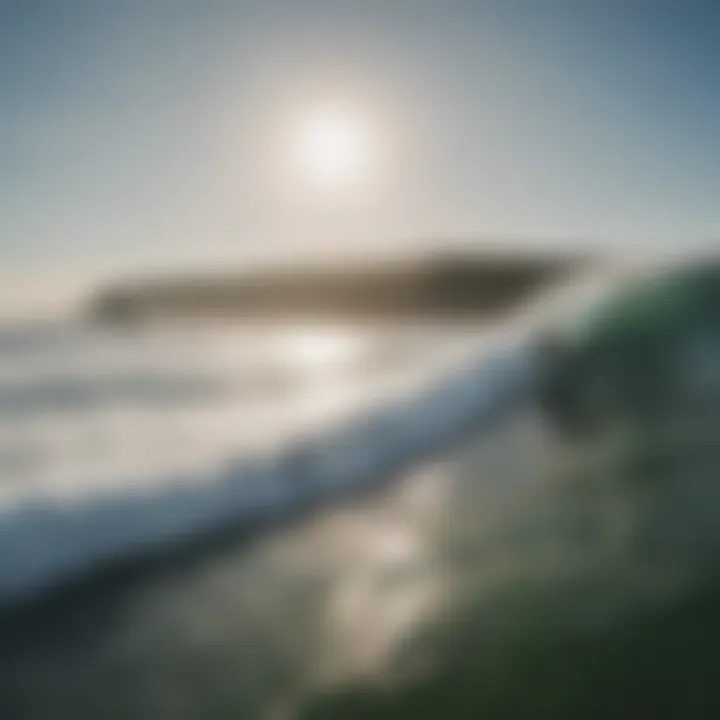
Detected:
left=0, top=337, right=538, bottom=606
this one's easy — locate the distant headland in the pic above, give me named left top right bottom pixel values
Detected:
left=88, top=250, right=589, bottom=324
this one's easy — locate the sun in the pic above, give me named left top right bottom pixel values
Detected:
left=294, top=106, right=371, bottom=189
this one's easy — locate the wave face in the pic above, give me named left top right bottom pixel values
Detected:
left=0, top=320, right=536, bottom=605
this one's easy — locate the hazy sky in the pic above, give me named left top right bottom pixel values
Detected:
left=2, top=0, right=720, bottom=284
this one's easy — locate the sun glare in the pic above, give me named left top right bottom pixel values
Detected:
left=294, top=106, right=371, bottom=189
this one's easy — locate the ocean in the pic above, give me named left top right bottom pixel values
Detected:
left=3, top=289, right=720, bottom=719
left=0, top=319, right=529, bottom=602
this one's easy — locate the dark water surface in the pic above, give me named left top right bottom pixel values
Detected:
left=3, top=406, right=720, bottom=719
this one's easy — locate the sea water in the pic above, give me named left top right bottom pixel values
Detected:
left=0, top=318, right=530, bottom=605
left=5, top=282, right=720, bottom=719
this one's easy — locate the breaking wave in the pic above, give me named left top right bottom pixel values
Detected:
left=0, top=325, right=538, bottom=607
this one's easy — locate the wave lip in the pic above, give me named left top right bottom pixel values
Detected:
left=0, top=341, right=537, bottom=608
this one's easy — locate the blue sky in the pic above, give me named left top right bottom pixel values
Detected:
left=2, top=0, right=720, bottom=284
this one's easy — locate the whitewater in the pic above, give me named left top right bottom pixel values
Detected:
left=0, top=267, right=618, bottom=607
left=0, top=318, right=534, bottom=605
